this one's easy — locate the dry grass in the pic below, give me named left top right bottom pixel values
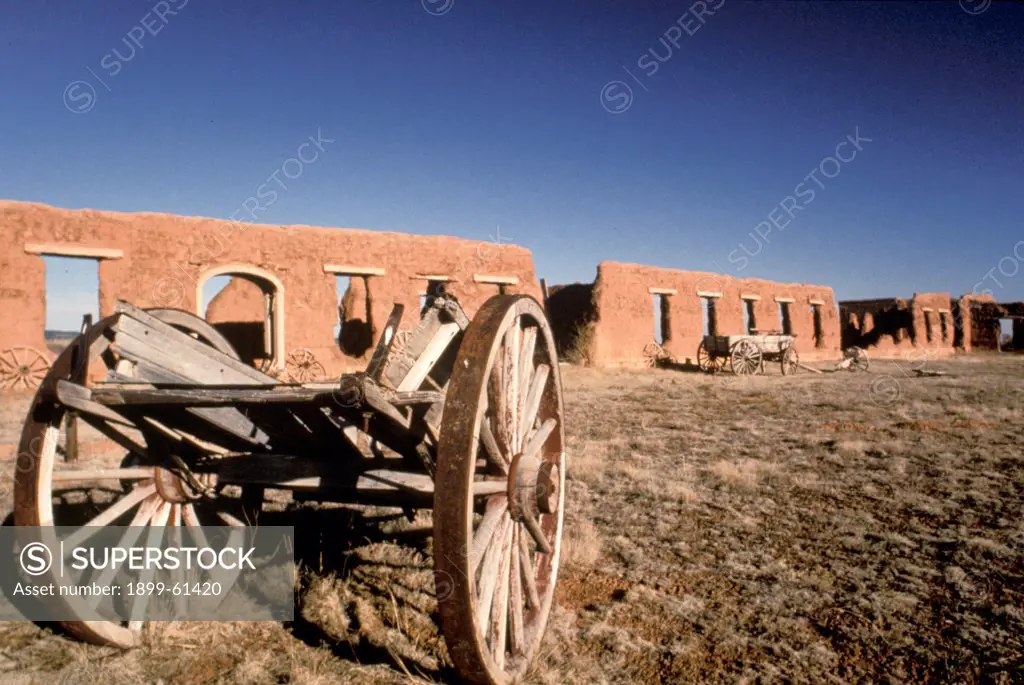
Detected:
left=1, top=353, right=1023, bottom=683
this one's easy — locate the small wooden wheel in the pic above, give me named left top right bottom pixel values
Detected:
left=435, top=295, right=565, bottom=685
left=285, top=348, right=326, bottom=383
left=730, top=339, right=762, bottom=376
left=781, top=345, right=799, bottom=376
left=642, top=341, right=667, bottom=368
left=0, top=346, right=52, bottom=391
left=13, top=311, right=250, bottom=648
left=696, top=340, right=725, bottom=373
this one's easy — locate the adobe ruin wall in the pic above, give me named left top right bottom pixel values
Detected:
left=0, top=201, right=541, bottom=378
left=557, top=261, right=842, bottom=368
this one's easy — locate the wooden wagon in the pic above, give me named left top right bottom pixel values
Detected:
left=12, top=293, right=565, bottom=685
left=696, top=332, right=799, bottom=376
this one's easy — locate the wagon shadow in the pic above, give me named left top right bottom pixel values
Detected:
left=257, top=505, right=456, bottom=683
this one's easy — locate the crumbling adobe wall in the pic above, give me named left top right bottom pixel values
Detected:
left=583, top=261, right=841, bottom=368
left=840, top=293, right=956, bottom=357
left=962, top=296, right=1024, bottom=351
left=0, top=201, right=541, bottom=378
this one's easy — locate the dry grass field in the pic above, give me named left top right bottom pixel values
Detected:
left=0, top=353, right=1021, bottom=684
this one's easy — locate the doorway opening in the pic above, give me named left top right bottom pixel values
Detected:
left=778, top=301, right=793, bottom=335
left=335, top=274, right=374, bottom=357
left=701, top=297, right=719, bottom=337
left=811, top=304, right=824, bottom=347
left=742, top=299, right=758, bottom=334
left=652, top=293, right=671, bottom=344
left=198, top=265, right=284, bottom=370
left=43, top=255, right=100, bottom=355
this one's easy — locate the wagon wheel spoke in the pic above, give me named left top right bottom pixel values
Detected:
left=521, top=364, right=549, bottom=441
left=61, top=483, right=158, bottom=549
left=435, top=296, right=565, bottom=684
left=84, top=493, right=167, bottom=609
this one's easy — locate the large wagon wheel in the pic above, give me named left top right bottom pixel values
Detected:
left=0, top=346, right=52, bottom=390
left=781, top=345, right=799, bottom=376
left=435, top=295, right=566, bottom=685
left=13, top=310, right=250, bottom=648
left=730, top=339, right=762, bottom=376
left=696, top=340, right=725, bottom=373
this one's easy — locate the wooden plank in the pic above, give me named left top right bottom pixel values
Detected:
left=797, top=362, right=823, bottom=374
left=410, top=274, right=455, bottom=281
left=322, top=264, right=386, bottom=276
left=213, top=455, right=504, bottom=497
left=91, top=384, right=341, bottom=407
left=396, top=321, right=461, bottom=392
left=391, top=390, right=444, bottom=406
left=474, top=274, right=519, bottom=285
left=109, top=365, right=270, bottom=448
left=648, top=287, right=678, bottom=295
left=774, top=297, right=796, bottom=303
left=57, top=380, right=137, bottom=427
left=697, top=291, right=722, bottom=298
left=384, top=307, right=444, bottom=389
left=24, top=243, right=124, bottom=260
left=112, top=307, right=271, bottom=384
left=740, top=294, right=762, bottom=301
left=365, top=303, right=406, bottom=382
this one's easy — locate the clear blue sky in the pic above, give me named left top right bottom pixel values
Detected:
left=2, top=1, right=1022, bottom=330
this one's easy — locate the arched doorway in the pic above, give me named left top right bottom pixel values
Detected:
left=196, top=264, right=285, bottom=371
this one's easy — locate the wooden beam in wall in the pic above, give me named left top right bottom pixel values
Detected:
left=411, top=274, right=456, bottom=282
left=697, top=291, right=723, bottom=298
left=774, top=296, right=796, bottom=303
left=809, top=299, right=825, bottom=306
left=474, top=274, right=519, bottom=285
left=322, top=264, right=386, bottom=276
left=740, top=294, right=762, bottom=301
left=648, top=287, right=678, bottom=295
left=25, top=243, right=124, bottom=260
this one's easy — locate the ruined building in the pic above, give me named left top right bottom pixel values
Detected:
left=0, top=201, right=540, bottom=380
left=840, top=292, right=1023, bottom=356
left=548, top=261, right=842, bottom=367
left=2, top=201, right=1018, bottom=388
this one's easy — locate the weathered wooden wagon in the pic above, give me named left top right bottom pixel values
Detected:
left=12, top=293, right=566, bottom=685
left=696, top=332, right=799, bottom=376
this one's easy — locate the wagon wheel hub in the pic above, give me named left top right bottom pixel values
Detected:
left=507, top=452, right=560, bottom=520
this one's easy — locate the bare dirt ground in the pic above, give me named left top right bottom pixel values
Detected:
left=0, top=353, right=1021, bottom=684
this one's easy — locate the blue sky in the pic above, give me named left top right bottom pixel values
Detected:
left=2, top=1, right=1022, bottom=329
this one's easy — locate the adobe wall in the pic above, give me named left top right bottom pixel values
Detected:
left=580, top=261, right=842, bottom=368
left=0, top=201, right=541, bottom=377
left=840, top=293, right=956, bottom=358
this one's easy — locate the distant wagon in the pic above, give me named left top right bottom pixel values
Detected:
left=697, top=331, right=799, bottom=376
